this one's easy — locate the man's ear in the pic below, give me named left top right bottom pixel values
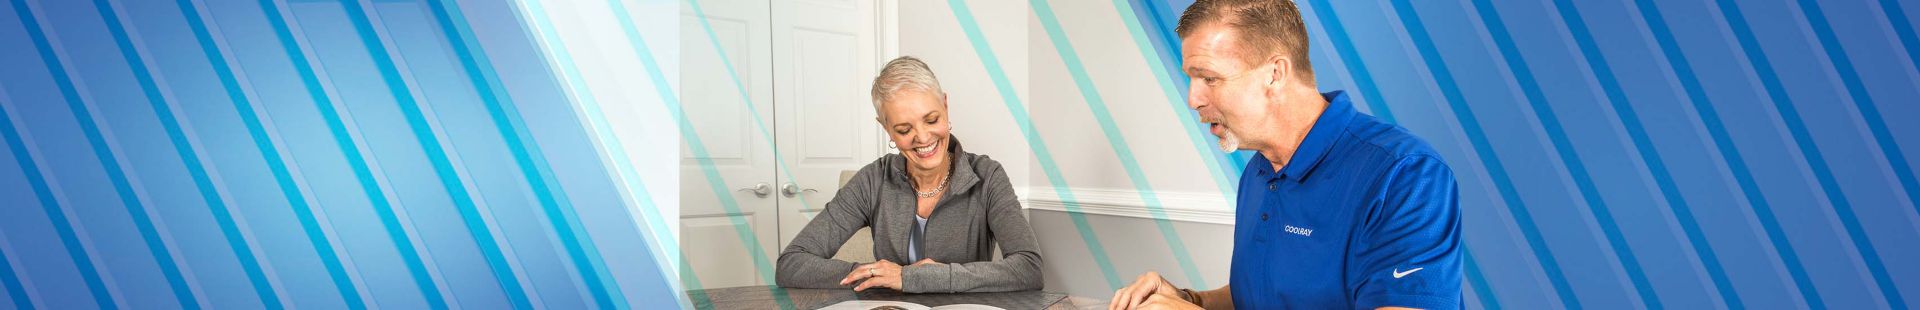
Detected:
left=1266, top=55, right=1292, bottom=98
left=1268, top=55, right=1293, bottom=87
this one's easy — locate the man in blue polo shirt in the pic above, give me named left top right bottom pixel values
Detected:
left=1109, top=0, right=1461, bottom=309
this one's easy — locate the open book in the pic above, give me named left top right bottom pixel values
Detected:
left=815, top=300, right=1007, bottom=310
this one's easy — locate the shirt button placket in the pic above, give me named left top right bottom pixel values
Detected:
left=1263, top=180, right=1278, bottom=222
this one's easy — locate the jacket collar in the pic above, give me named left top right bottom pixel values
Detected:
left=886, top=135, right=980, bottom=196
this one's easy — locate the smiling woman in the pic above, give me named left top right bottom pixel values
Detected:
left=773, top=56, right=1044, bottom=293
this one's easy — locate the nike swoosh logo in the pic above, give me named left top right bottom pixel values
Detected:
left=1393, top=267, right=1424, bottom=279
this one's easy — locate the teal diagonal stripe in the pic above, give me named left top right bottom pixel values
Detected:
left=946, top=0, right=1124, bottom=290
left=1031, top=0, right=1208, bottom=289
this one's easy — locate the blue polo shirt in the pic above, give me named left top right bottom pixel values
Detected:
left=1230, top=91, right=1462, bottom=309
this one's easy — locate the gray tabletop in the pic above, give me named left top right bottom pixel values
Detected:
left=686, top=285, right=1102, bottom=310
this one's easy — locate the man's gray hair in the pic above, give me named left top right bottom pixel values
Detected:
left=870, top=56, right=945, bottom=121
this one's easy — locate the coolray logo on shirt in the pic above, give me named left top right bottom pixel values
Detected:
left=1283, top=225, right=1313, bottom=237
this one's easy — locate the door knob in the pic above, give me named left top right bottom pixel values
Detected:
left=781, top=183, right=817, bottom=197
left=737, top=183, right=771, bottom=198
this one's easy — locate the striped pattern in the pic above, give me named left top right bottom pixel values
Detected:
left=4, top=0, right=1917, bottom=309
left=1120, top=0, right=1920, bottom=308
left=0, top=0, right=681, bottom=308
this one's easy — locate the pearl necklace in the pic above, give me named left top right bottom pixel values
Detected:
left=915, top=174, right=949, bottom=198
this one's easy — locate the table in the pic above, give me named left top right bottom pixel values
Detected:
left=686, top=285, right=1108, bottom=310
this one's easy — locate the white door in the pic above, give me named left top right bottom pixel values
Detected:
left=680, top=0, right=778, bottom=289
left=773, top=0, right=885, bottom=246
left=682, top=0, right=885, bottom=290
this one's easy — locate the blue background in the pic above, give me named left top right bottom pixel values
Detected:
left=0, top=0, right=679, bottom=309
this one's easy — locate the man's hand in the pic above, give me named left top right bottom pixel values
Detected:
left=1137, top=292, right=1204, bottom=310
left=1111, top=272, right=1183, bottom=310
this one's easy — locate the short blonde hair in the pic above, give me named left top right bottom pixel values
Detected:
left=870, top=56, right=945, bottom=121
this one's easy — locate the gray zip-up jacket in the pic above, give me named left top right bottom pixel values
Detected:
left=774, top=137, right=1043, bottom=293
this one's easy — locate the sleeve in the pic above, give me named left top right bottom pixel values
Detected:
left=901, top=160, right=1044, bottom=293
left=1351, top=155, right=1463, bottom=310
left=774, top=164, right=880, bottom=288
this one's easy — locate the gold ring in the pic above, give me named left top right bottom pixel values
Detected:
left=868, top=267, right=876, bottom=276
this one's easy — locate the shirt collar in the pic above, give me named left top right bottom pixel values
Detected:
left=1276, top=90, right=1355, bottom=183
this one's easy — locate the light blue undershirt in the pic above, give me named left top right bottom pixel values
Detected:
left=908, top=215, right=927, bottom=261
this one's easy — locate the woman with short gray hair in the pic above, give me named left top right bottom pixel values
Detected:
left=774, top=56, right=1043, bottom=293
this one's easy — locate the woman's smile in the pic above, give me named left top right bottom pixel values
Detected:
left=912, top=138, right=942, bottom=159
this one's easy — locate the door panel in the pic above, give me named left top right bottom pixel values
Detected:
left=774, top=0, right=883, bottom=247
left=680, top=0, right=776, bottom=290
left=680, top=214, right=766, bottom=287
left=680, top=0, right=883, bottom=290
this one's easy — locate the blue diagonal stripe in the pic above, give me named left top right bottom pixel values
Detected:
left=1118, top=0, right=1244, bottom=185
left=1, top=90, right=109, bottom=310
left=13, top=0, right=198, bottom=307
left=1109, top=0, right=1238, bottom=221
left=254, top=0, right=387, bottom=306
left=1449, top=0, right=1662, bottom=307
left=1794, top=1, right=1918, bottom=303
left=99, top=0, right=291, bottom=307
left=947, top=0, right=1124, bottom=290
left=1782, top=0, right=1909, bottom=306
left=1717, top=0, right=1896, bottom=307
left=423, top=0, right=625, bottom=308
left=1030, top=0, right=1205, bottom=289
left=171, top=1, right=296, bottom=308
left=592, top=2, right=693, bottom=305
left=509, top=0, right=771, bottom=308
left=1290, top=2, right=1506, bottom=305
left=1548, top=0, right=1743, bottom=307
left=1795, top=0, right=1920, bottom=223
left=1882, top=0, right=1920, bottom=91
left=1378, top=0, right=1583, bottom=306
left=1633, top=0, right=1823, bottom=307
left=501, top=2, right=687, bottom=307
left=1299, top=0, right=1393, bottom=125
left=1462, top=247, right=1501, bottom=310
left=0, top=231, right=28, bottom=309
left=0, top=97, right=116, bottom=310
left=332, top=0, right=535, bottom=307
left=1881, top=0, right=1920, bottom=224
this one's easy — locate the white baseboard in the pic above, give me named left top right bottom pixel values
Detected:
left=1018, top=187, right=1236, bottom=225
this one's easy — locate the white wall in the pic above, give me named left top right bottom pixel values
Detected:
left=896, top=0, right=1239, bottom=300
left=897, top=0, right=1032, bottom=197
